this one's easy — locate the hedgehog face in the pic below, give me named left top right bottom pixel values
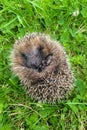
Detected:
left=14, top=40, right=53, bottom=72
left=21, top=46, right=46, bottom=71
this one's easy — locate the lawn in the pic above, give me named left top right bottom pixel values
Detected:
left=0, top=0, right=87, bottom=129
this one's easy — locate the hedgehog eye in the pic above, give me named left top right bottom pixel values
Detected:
left=21, top=53, right=27, bottom=60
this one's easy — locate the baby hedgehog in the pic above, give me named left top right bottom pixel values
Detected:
left=10, top=33, right=74, bottom=103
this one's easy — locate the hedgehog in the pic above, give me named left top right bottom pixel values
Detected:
left=10, top=33, right=74, bottom=103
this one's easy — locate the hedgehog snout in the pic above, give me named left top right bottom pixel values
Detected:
left=28, top=57, right=42, bottom=69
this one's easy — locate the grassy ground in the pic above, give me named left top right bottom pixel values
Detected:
left=0, top=0, right=87, bottom=129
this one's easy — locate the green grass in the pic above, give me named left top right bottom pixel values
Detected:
left=0, top=0, right=87, bottom=129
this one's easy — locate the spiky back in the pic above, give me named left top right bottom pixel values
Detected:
left=10, top=33, right=74, bottom=103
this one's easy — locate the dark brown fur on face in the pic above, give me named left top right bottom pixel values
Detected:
left=10, top=33, right=74, bottom=103
left=21, top=45, right=53, bottom=72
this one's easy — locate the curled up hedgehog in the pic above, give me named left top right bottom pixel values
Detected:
left=10, top=33, right=74, bottom=103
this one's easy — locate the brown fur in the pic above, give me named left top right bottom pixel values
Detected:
left=10, top=33, right=74, bottom=103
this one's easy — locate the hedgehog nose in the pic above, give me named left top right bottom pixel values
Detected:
left=31, top=61, right=37, bottom=66
left=31, top=60, right=40, bottom=69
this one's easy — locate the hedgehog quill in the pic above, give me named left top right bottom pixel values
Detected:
left=10, top=33, right=74, bottom=103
